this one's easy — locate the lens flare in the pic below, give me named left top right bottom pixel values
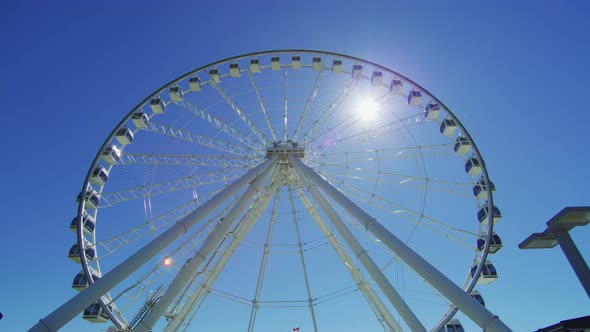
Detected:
left=358, top=97, right=379, bottom=121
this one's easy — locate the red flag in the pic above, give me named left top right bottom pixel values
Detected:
left=293, top=328, right=299, bottom=331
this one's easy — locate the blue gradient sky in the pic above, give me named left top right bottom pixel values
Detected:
left=1, top=1, right=589, bottom=331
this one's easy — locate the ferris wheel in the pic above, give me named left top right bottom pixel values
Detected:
left=32, top=50, right=510, bottom=332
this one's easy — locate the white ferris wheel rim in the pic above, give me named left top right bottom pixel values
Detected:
left=71, top=49, right=500, bottom=331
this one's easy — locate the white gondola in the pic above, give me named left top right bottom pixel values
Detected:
left=351, top=64, right=362, bottom=79
left=101, top=145, right=121, bottom=165
left=440, top=118, right=457, bottom=137
left=168, top=85, right=183, bottom=102
left=131, top=112, right=149, bottom=129
left=291, top=56, right=301, bottom=70
left=408, top=90, right=422, bottom=106
left=473, top=178, right=496, bottom=200
left=390, top=79, right=403, bottom=94
left=332, top=59, right=342, bottom=74
left=91, top=166, right=109, bottom=185
left=69, top=213, right=96, bottom=235
left=477, top=204, right=502, bottom=225
left=250, top=59, right=260, bottom=73
left=477, top=232, right=503, bottom=254
left=229, top=63, right=240, bottom=77
left=312, top=57, right=322, bottom=71
left=471, top=261, right=498, bottom=284
left=68, top=244, right=96, bottom=263
left=464, top=157, right=481, bottom=175
left=149, top=97, right=166, bottom=113
left=208, top=69, right=221, bottom=83
left=72, top=269, right=101, bottom=291
left=271, top=56, right=281, bottom=70
left=424, top=102, right=440, bottom=120
left=83, top=303, right=111, bottom=323
left=438, top=319, right=465, bottom=332
left=453, top=136, right=471, bottom=155
left=471, top=290, right=486, bottom=307
left=371, top=71, right=383, bottom=85
left=77, top=188, right=100, bottom=209
left=189, top=76, right=201, bottom=91
left=115, top=128, right=134, bottom=145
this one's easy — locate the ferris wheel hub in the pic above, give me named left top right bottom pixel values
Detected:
left=266, top=140, right=305, bottom=159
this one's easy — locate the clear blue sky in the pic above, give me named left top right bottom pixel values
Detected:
left=1, top=1, right=589, bottom=331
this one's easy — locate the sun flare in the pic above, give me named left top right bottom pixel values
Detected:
left=357, top=97, right=380, bottom=121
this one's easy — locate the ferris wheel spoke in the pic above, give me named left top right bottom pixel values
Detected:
left=317, top=171, right=472, bottom=200
left=95, top=190, right=233, bottom=260
left=298, top=77, right=362, bottom=141
left=306, top=150, right=457, bottom=170
left=306, top=143, right=453, bottom=162
left=311, top=150, right=458, bottom=165
left=334, top=181, right=479, bottom=245
left=247, top=71, right=278, bottom=142
left=144, top=122, right=259, bottom=157
left=300, top=92, right=413, bottom=149
left=314, top=165, right=471, bottom=189
left=287, top=187, right=319, bottom=332
left=99, top=168, right=245, bottom=208
left=247, top=187, right=280, bottom=332
left=292, top=69, right=325, bottom=141
left=308, top=112, right=425, bottom=154
left=211, top=83, right=271, bottom=145
left=283, top=67, right=289, bottom=142
left=175, top=99, right=264, bottom=150
left=120, top=153, right=261, bottom=168
left=96, top=199, right=199, bottom=258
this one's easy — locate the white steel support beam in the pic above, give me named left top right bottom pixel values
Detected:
left=29, top=155, right=277, bottom=332
left=288, top=155, right=512, bottom=332
left=287, top=187, right=319, bottom=332
left=248, top=189, right=281, bottom=332
left=163, top=184, right=277, bottom=332
left=246, top=71, right=277, bottom=142
left=176, top=100, right=263, bottom=151
left=136, top=161, right=276, bottom=331
left=295, top=188, right=403, bottom=332
left=292, top=69, right=324, bottom=141
left=283, top=68, right=288, bottom=142
left=294, top=162, right=425, bottom=332
left=211, top=83, right=270, bottom=145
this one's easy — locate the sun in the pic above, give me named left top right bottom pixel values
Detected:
left=357, top=97, right=380, bottom=121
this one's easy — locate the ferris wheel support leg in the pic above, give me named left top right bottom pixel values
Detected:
left=295, top=188, right=404, bottom=332
left=288, top=155, right=512, bottom=332
left=28, top=155, right=277, bottom=332
left=136, top=162, right=277, bottom=332
left=294, top=162, right=426, bottom=332
left=163, top=184, right=278, bottom=332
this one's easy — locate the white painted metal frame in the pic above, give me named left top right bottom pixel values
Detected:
left=33, top=50, right=507, bottom=332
